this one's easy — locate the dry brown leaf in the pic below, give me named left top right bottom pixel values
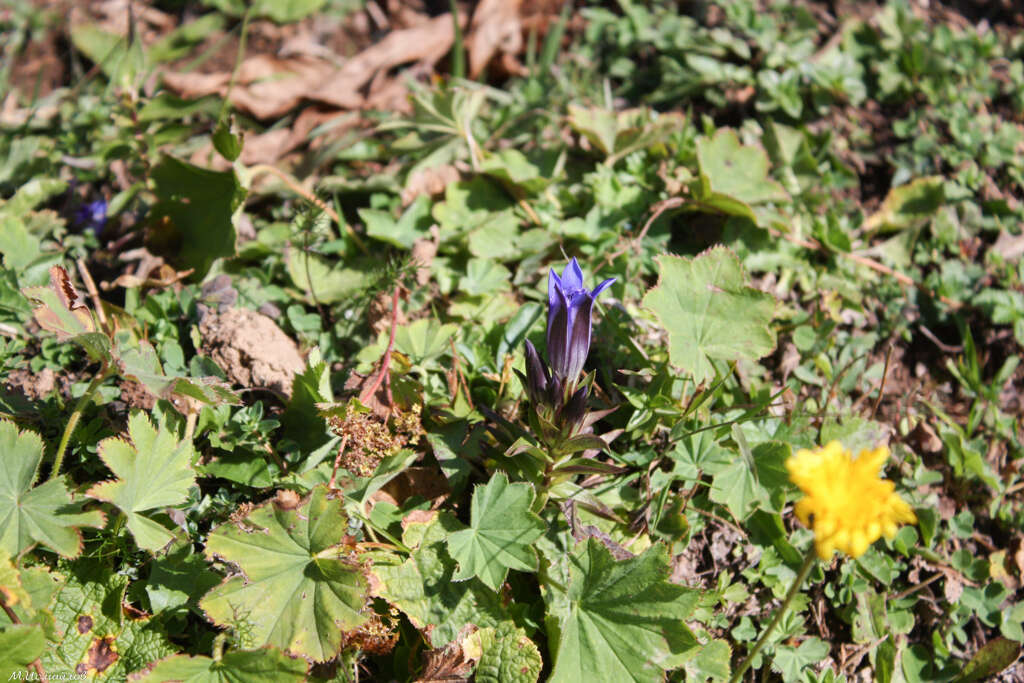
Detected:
left=942, top=568, right=964, bottom=603
left=416, top=624, right=479, bottom=682
left=102, top=264, right=195, bottom=291
left=411, top=226, right=441, bottom=286
left=371, top=466, right=450, bottom=509
left=161, top=13, right=463, bottom=120
left=314, top=12, right=462, bottom=109
left=402, top=165, right=459, bottom=206
left=163, top=55, right=337, bottom=120
left=467, top=0, right=524, bottom=79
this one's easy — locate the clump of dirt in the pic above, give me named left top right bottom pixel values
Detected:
left=199, top=308, right=305, bottom=398
left=4, top=367, right=58, bottom=400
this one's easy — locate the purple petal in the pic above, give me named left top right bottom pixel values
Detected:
left=591, top=277, right=616, bottom=298
left=561, top=257, right=584, bottom=292
left=563, top=294, right=596, bottom=381
left=547, top=284, right=570, bottom=378
left=548, top=269, right=563, bottom=308
left=547, top=269, right=563, bottom=335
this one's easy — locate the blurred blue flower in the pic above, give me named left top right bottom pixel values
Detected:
left=546, top=257, right=614, bottom=385
left=76, top=199, right=108, bottom=234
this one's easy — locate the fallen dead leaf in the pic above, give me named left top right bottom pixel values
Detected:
left=402, top=165, right=459, bottom=206
left=162, top=13, right=463, bottom=120
left=416, top=624, right=479, bottom=681
left=314, top=12, right=463, bottom=110
left=467, top=0, right=524, bottom=79
left=411, top=226, right=441, bottom=286
left=102, top=264, right=195, bottom=292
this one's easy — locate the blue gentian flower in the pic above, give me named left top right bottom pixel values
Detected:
left=546, top=257, right=615, bottom=384
left=76, top=199, right=108, bottom=234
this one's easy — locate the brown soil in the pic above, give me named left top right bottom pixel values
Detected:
left=198, top=307, right=305, bottom=398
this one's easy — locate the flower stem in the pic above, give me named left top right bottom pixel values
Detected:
left=729, top=547, right=817, bottom=683
left=49, top=368, right=109, bottom=482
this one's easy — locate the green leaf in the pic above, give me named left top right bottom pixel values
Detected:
left=432, top=177, right=513, bottom=234
left=199, top=485, right=371, bottom=661
left=467, top=213, right=522, bottom=259
left=86, top=413, right=195, bottom=552
left=863, top=176, right=945, bottom=233
left=0, top=624, right=45, bottom=679
left=130, top=646, right=307, bottom=683
left=467, top=621, right=542, bottom=683
left=393, top=318, right=459, bottom=364
left=696, top=129, right=788, bottom=206
left=0, top=216, right=41, bottom=271
left=683, top=639, right=731, bottom=682
left=642, top=248, right=777, bottom=385
left=212, top=122, right=243, bottom=162
left=446, top=473, right=545, bottom=591
left=286, top=250, right=370, bottom=304
left=480, top=149, right=550, bottom=194
left=542, top=539, right=700, bottom=682
left=0, top=420, right=105, bottom=558
left=42, top=562, right=176, bottom=680
left=360, top=194, right=432, bottom=249
left=145, top=544, right=221, bottom=615
left=955, top=637, right=1021, bottom=683
left=70, top=23, right=145, bottom=89
left=0, top=549, right=30, bottom=608
left=771, top=637, right=830, bottom=680
left=151, top=155, right=246, bottom=279
left=200, top=0, right=326, bottom=22
left=458, top=259, right=512, bottom=296
left=371, top=511, right=506, bottom=647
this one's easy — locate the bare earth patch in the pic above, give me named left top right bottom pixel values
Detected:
left=199, top=308, right=305, bottom=398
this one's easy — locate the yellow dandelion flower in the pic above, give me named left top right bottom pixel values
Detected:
left=786, top=441, right=916, bottom=560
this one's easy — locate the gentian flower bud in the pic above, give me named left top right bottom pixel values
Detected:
left=559, top=385, right=588, bottom=432
left=523, top=339, right=550, bottom=406
left=547, top=373, right=563, bottom=409
left=546, top=257, right=615, bottom=385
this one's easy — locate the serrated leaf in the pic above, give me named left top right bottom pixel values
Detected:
left=684, top=639, right=732, bottom=682
left=360, top=194, right=432, bottom=249
left=643, top=248, right=777, bottom=385
left=42, top=562, right=176, bottom=681
left=393, top=318, right=459, bottom=364
left=199, top=485, right=371, bottom=662
left=446, top=473, right=545, bottom=591
left=696, top=129, right=788, bottom=205
left=542, top=539, right=700, bottom=683
left=468, top=621, right=542, bottom=683
left=86, top=413, right=195, bottom=552
left=371, top=511, right=506, bottom=647
left=151, top=155, right=245, bottom=279
left=457, top=259, right=512, bottom=296
left=771, top=637, right=830, bottom=680
left=0, top=421, right=105, bottom=558
left=0, top=565, right=60, bottom=640
left=130, top=646, right=307, bottom=683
